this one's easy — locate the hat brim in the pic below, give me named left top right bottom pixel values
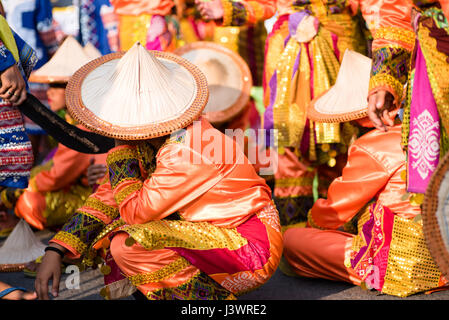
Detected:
left=308, top=88, right=368, bottom=123
left=174, top=42, right=252, bottom=125
left=422, top=151, right=449, bottom=279
left=28, top=74, right=69, bottom=84
left=66, top=50, right=209, bottom=140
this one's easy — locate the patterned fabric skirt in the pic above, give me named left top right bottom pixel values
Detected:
left=99, top=203, right=283, bottom=300
left=0, top=101, right=33, bottom=188
left=350, top=203, right=447, bottom=297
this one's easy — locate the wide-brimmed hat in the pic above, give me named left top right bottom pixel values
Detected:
left=174, top=41, right=252, bottom=125
left=29, top=36, right=93, bottom=84
left=66, top=42, right=209, bottom=140
left=422, top=152, right=449, bottom=279
left=308, top=50, right=372, bottom=123
left=83, top=42, right=102, bottom=60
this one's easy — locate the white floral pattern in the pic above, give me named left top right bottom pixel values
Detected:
left=408, top=110, right=440, bottom=180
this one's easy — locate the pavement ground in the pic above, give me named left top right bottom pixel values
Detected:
left=1, top=228, right=449, bottom=301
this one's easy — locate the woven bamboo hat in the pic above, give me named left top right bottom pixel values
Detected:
left=174, top=41, right=252, bottom=125
left=83, top=42, right=102, bottom=60
left=29, top=36, right=92, bottom=84
left=308, top=50, right=372, bottom=123
left=422, top=152, right=449, bottom=279
left=66, top=42, right=209, bottom=140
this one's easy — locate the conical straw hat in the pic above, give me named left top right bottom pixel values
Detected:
left=29, top=36, right=93, bottom=84
left=422, top=152, right=449, bottom=279
left=66, top=42, right=209, bottom=140
left=0, top=219, right=46, bottom=272
left=174, top=42, right=252, bottom=125
left=308, top=50, right=372, bottom=123
left=83, top=42, right=102, bottom=60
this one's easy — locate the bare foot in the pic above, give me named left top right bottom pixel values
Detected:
left=0, top=281, right=36, bottom=300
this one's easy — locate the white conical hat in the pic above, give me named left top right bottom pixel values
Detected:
left=308, top=50, right=372, bottom=123
left=83, top=42, right=102, bottom=60
left=66, top=42, right=208, bottom=140
left=0, top=219, right=46, bottom=271
left=174, top=42, right=252, bottom=125
left=29, top=36, right=93, bottom=83
left=423, top=152, right=449, bottom=280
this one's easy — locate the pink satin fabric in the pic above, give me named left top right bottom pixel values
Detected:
left=310, top=125, right=420, bottom=230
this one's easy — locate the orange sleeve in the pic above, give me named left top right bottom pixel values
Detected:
left=308, top=142, right=390, bottom=230
left=107, top=144, right=223, bottom=225
left=220, top=0, right=277, bottom=26
left=33, top=144, right=91, bottom=193
left=50, top=181, right=119, bottom=259
left=358, top=0, right=415, bottom=106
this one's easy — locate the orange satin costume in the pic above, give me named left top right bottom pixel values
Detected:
left=50, top=118, right=282, bottom=300
left=283, top=125, right=448, bottom=297
left=14, top=127, right=107, bottom=230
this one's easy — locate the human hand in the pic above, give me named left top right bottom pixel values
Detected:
left=195, top=0, right=224, bottom=20
left=367, top=90, right=395, bottom=132
left=0, top=64, right=27, bottom=106
left=87, top=158, right=107, bottom=187
left=35, top=244, right=65, bottom=300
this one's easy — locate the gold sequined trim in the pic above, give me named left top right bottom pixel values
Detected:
left=307, top=210, right=325, bottom=230
left=76, top=210, right=104, bottom=224
left=221, top=0, right=234, bottom=27
left=29, top=177, right=39, bottom=193
left=106, top=147, right=139, bottom=165
left=417, top=23, right=449, bottom=138
left=0, top=189, right=12, bottom=209
left=381, top=215, right=442, bottom=297
left=128, top=257, right=191, bottom=287
left=275, top=177, right=315, bottom=188
left=84, top=197, right=119, bottom=220
left=374, top=27, right=416, bottom=49
left=114, top=182, right=143, bottom=205
left=53, top=231, right=87, bottom=255
left=122, top=219, right=248, bottom=251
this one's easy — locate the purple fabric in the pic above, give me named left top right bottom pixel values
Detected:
left=263, top=11, right=308, bottom=148
left=407, top=41, right=440, bottom=193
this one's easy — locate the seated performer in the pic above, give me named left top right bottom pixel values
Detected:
left=35, top=43, right=282, bottom=300
left=282, top=50, right=448, bottom=298
left=0, top=36, right=108, bottom=231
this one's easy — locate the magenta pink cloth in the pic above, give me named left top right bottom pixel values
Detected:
left=170, top=214, right=271, bottom=276
left=350, top=203, right=394, bottom=291
left=407, top=41, right=440, bottom=194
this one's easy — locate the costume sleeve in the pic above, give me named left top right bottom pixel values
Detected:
left=0, top=17, right=17, bottom=74
left=31, top=143, right=92, bottom=193
left=220, top=0, right=276, bottom=26
left=106, top=144, right=223, bottom=225
left=50, top=181, right=119, bottom=259
left=358, top=0, right=415, bottom=107
left=308, top=141, right=391, bottom=230
left=35, top=0, right=59, bottom=56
